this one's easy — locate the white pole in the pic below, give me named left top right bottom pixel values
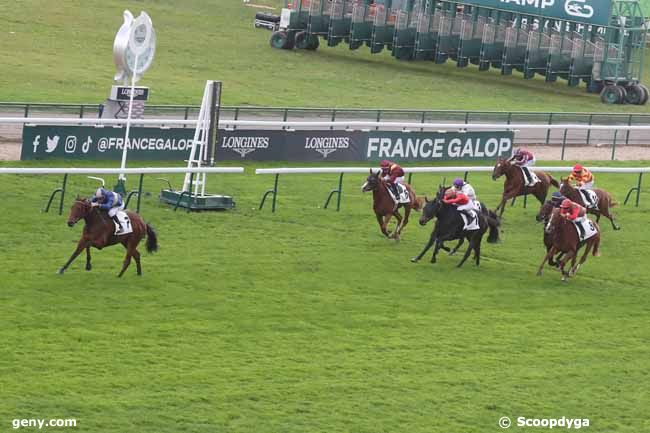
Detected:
left=119, top=52, right=139, bottom=182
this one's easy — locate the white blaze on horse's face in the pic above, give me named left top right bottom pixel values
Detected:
left=361, top=181, right=368, bottom=192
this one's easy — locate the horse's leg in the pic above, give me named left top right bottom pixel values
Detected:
left=59, top=239, right=89, bottom=274
left=393, top=211, right=403, bottom=240
left=537, top=247, right=556, bottom=276
left=559, top=250, right=576, bottom=281
left=383, top=214, right=393, bottom=238
left=571, top=242, right=592, bottom=276
left=456, top=236, right=474, bottom=268
left=602, top=205, right=620, bottom=230
left=412, top=232, right=436, bottom=263
left=449, top=238, right=464, bottom=256
left=375, top=214, right=390, bottom=237
left=399, top=207, right=411, bottom=236
left=133, top=249, right=142, bottom=276
left=496, top=195, right=508, bottom=217
left=473, top=235, right=482, bottom=266
left=85, top=246, right=92, bottom=271
left=118, top=240, right=136, bottom=278
left=431, top=239, right=444, bottom=263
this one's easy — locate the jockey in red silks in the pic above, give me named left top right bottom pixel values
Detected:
left=508, top=147, right=536, bottom=186
left=380, top=160, right=405, bottom=208
left=559, top=198, right=587, bottom=239
left=443, top=188, right=477, bottom=226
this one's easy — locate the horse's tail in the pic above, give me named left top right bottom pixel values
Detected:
left=486, top=211, right=501, bottom=243
left=548, top=174, right=560, bottom=188
left=146, top=223, right=159, bottom=253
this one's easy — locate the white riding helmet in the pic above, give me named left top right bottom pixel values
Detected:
left=95, top=188, right=104, bottom=198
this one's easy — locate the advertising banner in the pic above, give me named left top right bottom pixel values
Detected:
left=22, top=125, right=513, bottom=162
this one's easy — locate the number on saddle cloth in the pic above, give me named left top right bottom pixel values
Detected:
left=573, top=218, right=598, bottom=242
left=390, top=184, right=410, bottom=203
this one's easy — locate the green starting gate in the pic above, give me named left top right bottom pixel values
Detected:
left=269, top=0, right=648, bottom=104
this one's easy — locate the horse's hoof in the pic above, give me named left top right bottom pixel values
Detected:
left=536, top=271, right=542, bottom=276
left=448, top=251, right=456, bottom=256
left=410, top=258, right=418, bottom=263
left=594, top=252, right=601, bottom=257
left=57, top=268, right=64, bottom=275
left=85, top=265, right=92, bottom=271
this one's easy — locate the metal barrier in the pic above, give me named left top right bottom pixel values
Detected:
left=0, top=167, right=244, bottom=215
left=2, top=102, right=650, bottom=146
left=255, top=166, right=649, bottom=212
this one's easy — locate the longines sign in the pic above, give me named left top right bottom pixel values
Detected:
left=22, top=126, right=513, bottom=161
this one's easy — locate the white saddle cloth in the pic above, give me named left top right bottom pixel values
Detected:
left=573, top=218, right=598, bottom=242
left=388, top=183, right=411, bottom=204
left=578, top=188, right=599, bottom=209
left=460, top=210, right=480, bottom=231
left=114, top=210, right=134, bottom=236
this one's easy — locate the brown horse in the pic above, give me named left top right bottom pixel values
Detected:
left=492, top=158, right=559, bottom=217
left=59, top=197, right=158, bottom=277
left=537, top=208, right=600, bottom=281
left=559, top=179, right=620, bottom=230
left=536, top=199, right=564, bottom=267
left=362, top=170, right=423, bottom=240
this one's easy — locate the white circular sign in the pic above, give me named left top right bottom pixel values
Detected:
left=113, top=10, right=156, bottom=83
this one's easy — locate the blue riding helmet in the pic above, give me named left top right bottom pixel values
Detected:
left=453, top=178, right=464, bottom=188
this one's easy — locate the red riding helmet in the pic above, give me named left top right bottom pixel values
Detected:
left=573, top=164, right=583, bottom=173
left=560, top=199, right=573, bottom=209
left=380, top=160, right=391, bottom=168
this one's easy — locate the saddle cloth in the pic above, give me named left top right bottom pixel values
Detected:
left=573, top=218, right=598, bottom=242
left=114, top=210, right=134, bottom=236
left=388, top=183, right=411, bottom=204
left=460, top=210, right=481, bottom=231
left=578, top=188, right=599, bottom=209
left=520, top=166, right=540, bottom=186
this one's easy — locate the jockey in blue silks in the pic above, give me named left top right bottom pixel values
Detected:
left=91, top=187, right=125, bottom=233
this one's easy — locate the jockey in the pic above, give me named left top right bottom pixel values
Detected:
left=443, top=188, right=477, bottom=227
left=452, top=178, right=479, bottom=211
left=508, top=147, right=536, bottom=186
left=559, top=198, right=587, bottom=239
left=91, top=187, right=125, bottom=233
left=380, top=159, right=405, bottom=208
left=568, top=164, right=595, bottom=207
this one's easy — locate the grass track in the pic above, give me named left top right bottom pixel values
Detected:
left=2, top=0, right=650, bottom=112
left=1, top=159, right=649, bottom=432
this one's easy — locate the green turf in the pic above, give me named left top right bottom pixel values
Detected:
left=2, top=0, right=650, bottom=113
left=1, top=159, right=649, bottom=432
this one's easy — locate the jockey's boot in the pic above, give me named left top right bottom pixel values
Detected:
left=390, top=183, right=400, bottom=210
left=460, top=210, right=476, bottom=227
left=112, top=215, right=124, bottom=234
left=522, top=167, right=533, bottom=186
left=576, top=221, right=586, bottom=241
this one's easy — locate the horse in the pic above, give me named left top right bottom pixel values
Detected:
left=536, top=199, right=564, bottom=267
left=411, top=186, right=500, bottom=267
left=537, top=208, right=600, bottom=281
left=559, top=179, right=620, bottom=230
left=362, top=170, right=423, bottom=240
left=492, top=158, right=560, bottom=217
left=59, top=197, right=158, bottom=277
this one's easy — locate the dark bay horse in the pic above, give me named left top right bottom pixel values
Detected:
left=559, top=179, right=620, bottom=230
left=59, top=197, right=158, bottom=277
left=411, top=187, right=500, bottom=267
left=362, top=170, right=423, bottom=240
left=537, top=208, right=600, bottom=281
left=492, top=158, right=559, bottom=217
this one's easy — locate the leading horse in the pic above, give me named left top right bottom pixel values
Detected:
left=362, top=170, right=423, bottom=240
left=492, top=158, right=559, bottom=217
left=59, top=197, right=158, bottom=277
